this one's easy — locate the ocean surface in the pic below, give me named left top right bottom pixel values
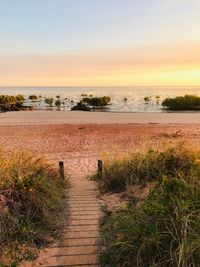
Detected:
left=1, top=86, right=200, bottom=113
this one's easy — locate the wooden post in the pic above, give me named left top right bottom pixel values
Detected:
left=98, top=160, right=103, bottom=177
left=59, top=161, right=65, bottom=180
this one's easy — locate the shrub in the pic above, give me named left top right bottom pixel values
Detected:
left=71, top=101, right=91, bottom=111
left=0, top=95, right=17, bottom=105
left=55, top=99, right=61, bottom=109
left=44, top=98, right=54, bottom=107
left=99, top=144, right=200, bottom=266
left=28, top=95, right=38, bottom=100
left=162, top=95, right=200, bottom=111
left=144, top=96, right=151, bottom=103
left=0, top=149, right=66, bottom=265
left=15, top=95, right=25, bottom=102
left=82, top=96, right=111, bottom=108
left=0, top=95, right=25, bottom=111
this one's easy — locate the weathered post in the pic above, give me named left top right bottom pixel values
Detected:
left=59, top=161, right=65, bottom=180
left=98, top=160, right=103, bottom=177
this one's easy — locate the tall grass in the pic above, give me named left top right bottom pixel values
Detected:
left=0, top=149, right=66, bottom=265
left=94, top=144, right=198, bottom=192
left=98, top=144, right=200, bottom=267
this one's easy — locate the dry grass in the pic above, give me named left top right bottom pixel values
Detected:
left=94, top=142, right=198, bottom=192
left=0, top=149, right=66, bottom=266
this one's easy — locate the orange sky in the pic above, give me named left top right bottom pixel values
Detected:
left=1, top=42, right=200, bottom=86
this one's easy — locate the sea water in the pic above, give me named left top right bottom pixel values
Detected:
left=0, top=86, right=200, bottom=113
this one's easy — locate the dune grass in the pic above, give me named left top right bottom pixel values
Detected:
left=96, top=144, right=200, bottom=267
left=94, top=144, right=198, bottom=193
left=0, top=149, right=66, bottom=266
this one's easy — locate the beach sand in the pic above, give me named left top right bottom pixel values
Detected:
left=0, top=123, right=200, bottom=177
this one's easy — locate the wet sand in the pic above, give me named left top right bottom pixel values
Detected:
left=1, top=110, right=200, bottom=125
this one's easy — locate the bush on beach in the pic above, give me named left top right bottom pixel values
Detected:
left=71, top=96, right=111, bottom=111
left=96, top=144, right=200, bottom=267
left=0, top=95, right=25, bottom=112
left=0, top=149, right=66, bottom=265
left=28, top=95, right=38, bottom=101
left=162, top=94, right=200, bottom=111
left=82, top=96, right=111, bottom=108
left=71, top=100, right=92, bottom=111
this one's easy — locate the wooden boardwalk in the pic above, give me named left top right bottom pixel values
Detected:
left=22, top=173, right=102, bottom=267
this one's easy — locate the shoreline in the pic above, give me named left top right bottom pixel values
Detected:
left=0, top=110, right=200, bottom=125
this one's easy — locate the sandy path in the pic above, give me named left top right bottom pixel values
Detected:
left=1, top=110, right=200, bottom=125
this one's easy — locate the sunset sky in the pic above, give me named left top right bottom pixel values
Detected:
left=0, top=0, right=200, bottom=86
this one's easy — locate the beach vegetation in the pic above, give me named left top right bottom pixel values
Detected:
left=155, top=95, right=160, bottom=104
left=94, top=144, right=197, bottom=193
left=0, top=149, right=66, bottom=266
left=28, top=95, right=38, bottom=101
left=162, top=95, right=200, bottom=111
left=0, top=95, right=25, bottom=105
left=155, top=95, right=160, bottom=100
left=44, top=97, right=54, bottom=107
left=72, top=96, right=111, bottom=111
left=0, top=95, right=25, bottom=111
left=55, top=99, right=61, bottom=110
left=94, top=144, right=200, bottom=266
left=15, top=95, right=25, bottom=102
left=82, top=96, right=111, bottom=108
left=144, top=96, right=151, bottom=103
left=71, top=100, right=91, bottom=111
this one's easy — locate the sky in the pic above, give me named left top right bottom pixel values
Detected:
left=0, top=0, right=200, bottom=86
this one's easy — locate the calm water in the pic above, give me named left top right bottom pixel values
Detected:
left=1, top=86, right=200, bottom=113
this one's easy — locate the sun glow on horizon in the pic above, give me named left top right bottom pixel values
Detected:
left=1, top=42, right=200, bottom=87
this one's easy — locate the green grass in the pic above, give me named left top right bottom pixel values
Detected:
left=0, top=149, right=66, bottom=266
left=96, top=144, right=200, bottom=267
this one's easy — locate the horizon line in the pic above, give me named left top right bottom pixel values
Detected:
left=1, top=85, right=200, bottom=88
